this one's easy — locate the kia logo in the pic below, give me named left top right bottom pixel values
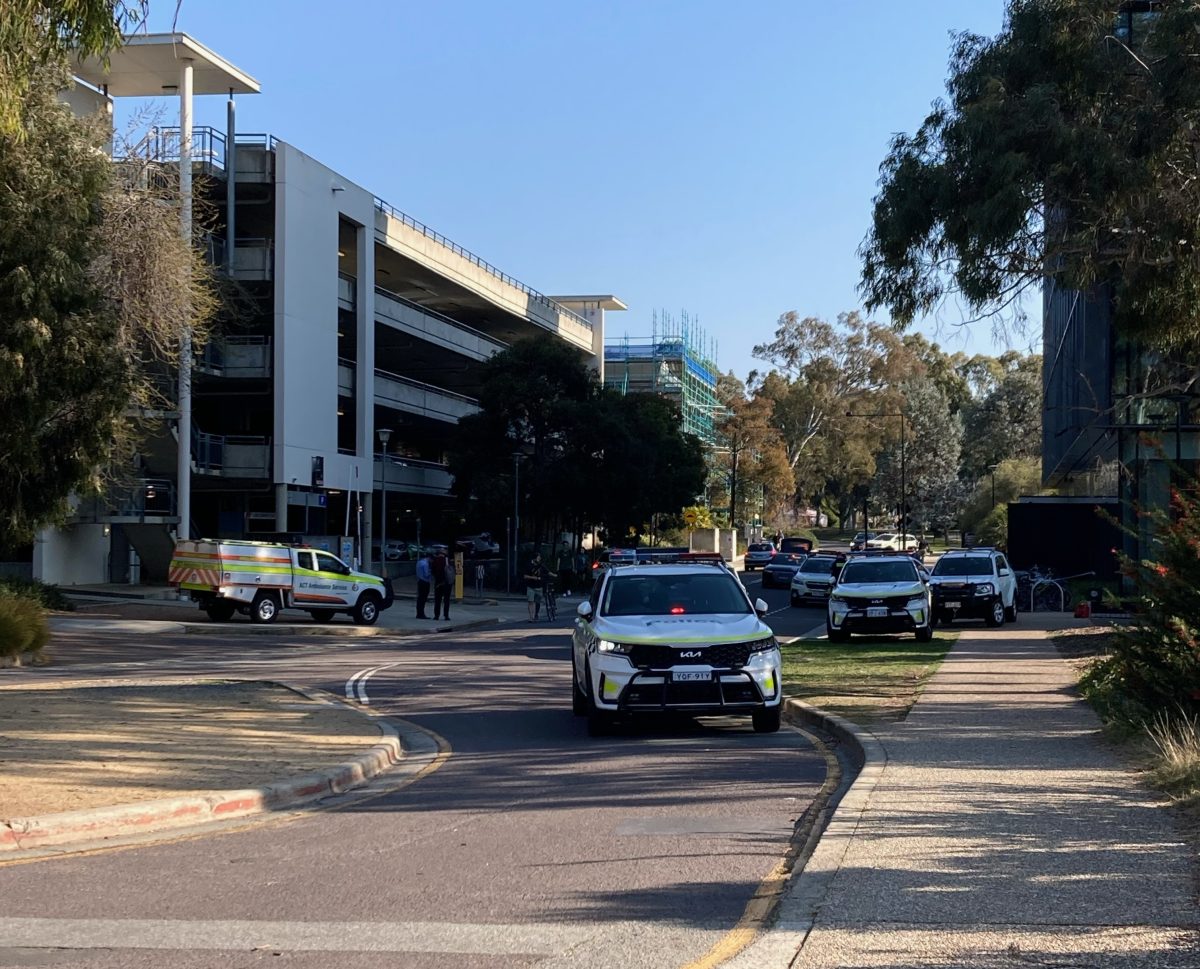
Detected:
left=681, top=650, right=702, bottom=658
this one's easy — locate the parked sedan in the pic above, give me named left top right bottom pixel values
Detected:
left=761, top=553, right=806, bottom=589
left=743, top=542, right=777, bottom=571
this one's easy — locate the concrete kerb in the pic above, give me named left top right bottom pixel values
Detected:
left=723, top=697, right=889, bottom=968
left=0, top=680, right=410, bottom=855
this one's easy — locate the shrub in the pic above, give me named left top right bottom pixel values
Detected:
left=0, top=591, right=48, bottom=660
left=0, top=576, right=73, bottom=611
left=1080, top=479, right=1200, bottom=727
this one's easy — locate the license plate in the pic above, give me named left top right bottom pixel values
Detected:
left=673, top=671, right=710, bottom=682
left=945, top=601, right=961, bottom=609
left=867, top=607, right=888, bottom=618
left=813, top=588, right=828, bottom=596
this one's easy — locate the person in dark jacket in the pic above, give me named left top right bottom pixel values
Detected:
left=431, top=545, right=453, bottom=621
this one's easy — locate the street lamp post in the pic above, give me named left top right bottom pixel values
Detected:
left=512, top=451, right=523, bottom=589
left=378, top=427, right=392, bottom=574
left=989, top=464, right=999, bottom=509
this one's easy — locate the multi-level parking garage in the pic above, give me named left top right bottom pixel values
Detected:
left=34, top=34, right=624, bottom=584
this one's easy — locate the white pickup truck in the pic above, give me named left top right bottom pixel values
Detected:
left=168, top=539, right=393, bottom=625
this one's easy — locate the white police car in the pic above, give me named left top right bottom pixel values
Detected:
left=827, top=553, right=933, bottom=643
left=572, top=563, right=782, bottom=735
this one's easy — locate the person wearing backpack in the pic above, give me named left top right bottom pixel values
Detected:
left=431, top=545, right=454, bottom=621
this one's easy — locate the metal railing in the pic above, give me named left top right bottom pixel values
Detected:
left=374, top=284, right=509, bottom=353
left=374, top=367, right=480, bottom=406
left=373, top=196, right=593, bottom=332
left=199, top=336, right=272, bottom=378
left=72, top=477, right=177, bottom=522
left=194, top=429, right=271, bottom=477
left=134, top=125, right=227, bottom=169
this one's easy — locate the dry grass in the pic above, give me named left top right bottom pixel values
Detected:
left=1146, top=709, right=1200, bottom=806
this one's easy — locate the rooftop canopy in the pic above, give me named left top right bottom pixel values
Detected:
left=73, top=32, right=260, bottom=97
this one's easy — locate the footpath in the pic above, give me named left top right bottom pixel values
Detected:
left=3, top=604, right=1199, bottom=966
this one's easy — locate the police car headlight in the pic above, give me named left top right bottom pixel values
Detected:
left=907, top=596, right=927, bottom=609
left=749, top=636, right=778, bottom=653
left=597, top=639, right=631, bottom=655
left=975, top=584, right=995, bottom=596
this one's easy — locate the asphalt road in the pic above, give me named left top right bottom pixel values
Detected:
left=736, top=568, right=829, bottom=642
left=0, top=603, right=831, bottom=968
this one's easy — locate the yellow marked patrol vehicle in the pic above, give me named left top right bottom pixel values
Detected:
left=168, top=539, right=394, bottom=625
left=572, top=561, right=781, bottom=736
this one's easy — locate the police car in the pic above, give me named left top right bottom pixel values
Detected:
left=827, top=552, right=933, bottom=643
left=571, top=562, right=782, bottom=735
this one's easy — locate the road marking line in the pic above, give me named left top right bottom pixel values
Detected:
left=0, top=917, right=596, bottom=955
left=344, top=668, right=369, bottom=701
left=683, top=724, right=844, bottom=969
left=345, top=664, right=402, bottom=705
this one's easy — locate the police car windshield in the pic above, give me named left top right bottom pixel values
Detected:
left=840, top=561, right=918, bottom=584
left=800, top=557, right=836, bottom=573
left=602, top=573, right=751, bottom=617
left=932, top=556, right=992, bottom=576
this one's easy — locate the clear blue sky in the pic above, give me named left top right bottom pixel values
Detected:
left=134, top=0, right=1036, bottom=379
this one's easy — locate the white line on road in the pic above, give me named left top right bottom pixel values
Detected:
left=0, top=917, right=596, bottom=956
left=344, top=664, right=401, bottom=705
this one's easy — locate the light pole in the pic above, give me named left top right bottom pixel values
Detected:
left=988, top=464, right=999, bottom=509
left=512, top=451, right=524, bottom=587
left=377, top=427, right=392, bottom=573
left=846, top=407, right=906, bottom=537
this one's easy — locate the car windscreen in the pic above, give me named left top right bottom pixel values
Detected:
left=932, top=556, right=992, bottom=577
left=602, top=573, right=751, bottom=617
left=840, top=561, right=918, bottom=584
left=800, top=558, right=835, bottom=574
left=748, top=543, right=773, bottom=552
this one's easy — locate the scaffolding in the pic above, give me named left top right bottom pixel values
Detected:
left=603, top=311, right=722, bottom=446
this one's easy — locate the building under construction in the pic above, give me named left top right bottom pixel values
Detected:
left=604, top=312, right=722, bottom=447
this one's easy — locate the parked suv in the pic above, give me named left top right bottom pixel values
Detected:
left=827, top=553, right=933, bottom=642
left=790, top=554, right=838, bottom=605
left=927, top=548, right=1017, bottom=627
left=571, top=563, right=782, bottom=735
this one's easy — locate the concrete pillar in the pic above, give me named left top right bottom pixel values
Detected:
left=275, top=482, right=288, bottom=533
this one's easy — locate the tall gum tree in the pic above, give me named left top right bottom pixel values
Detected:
left=860, top=0, right=1200, bottom=351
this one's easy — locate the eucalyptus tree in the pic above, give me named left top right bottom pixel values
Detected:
left=861, top=0, right=1200, bottom=351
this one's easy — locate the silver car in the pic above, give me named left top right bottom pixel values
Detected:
left=572, top=563, right=782, bottom=735
left=790, top=555, right=838, bottom=605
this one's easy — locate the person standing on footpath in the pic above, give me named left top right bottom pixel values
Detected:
left=523, top=553, right=555, bottom=621
left=415, top=549, right=432, bottom=619
left=431, top=545, right=453, bottom=621
left=474, top=561, right=485, bottom=598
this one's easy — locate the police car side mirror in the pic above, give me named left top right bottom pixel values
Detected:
left=754, top=598, right=769, bottom=615
left=999, top=567, right=1011, bottom=576
left=576, top=602, right=593, bottom=619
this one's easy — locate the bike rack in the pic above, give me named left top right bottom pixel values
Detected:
left=1027, top=571, right=1095, bottom=612
left=1029, top=579, right=1066, bottom=613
